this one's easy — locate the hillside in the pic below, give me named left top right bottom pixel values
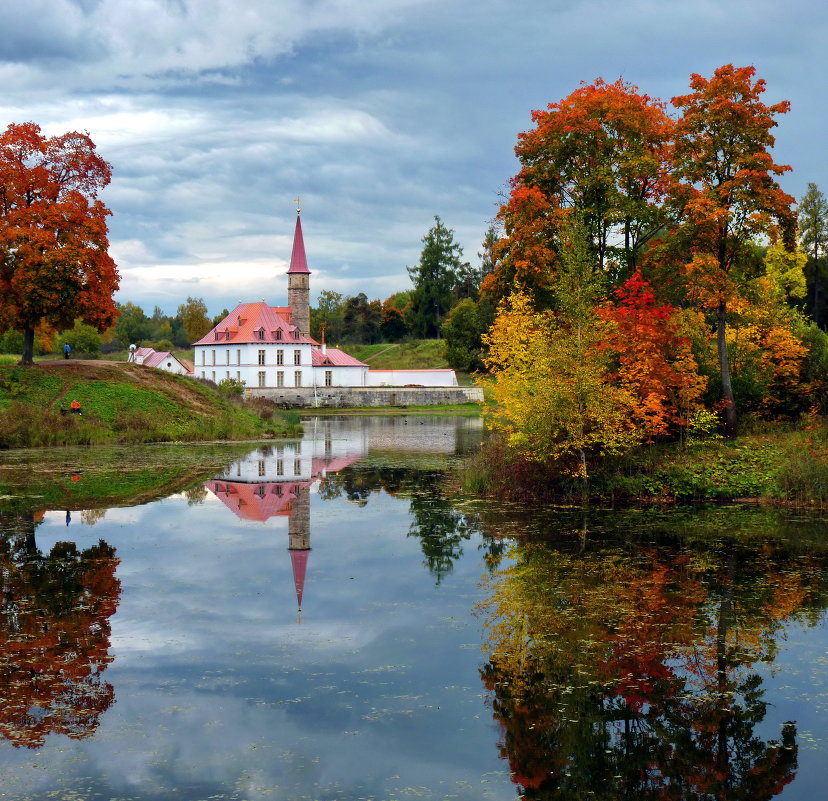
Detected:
left=340, top=340, right=450, bottom=370
left=0, top=361, right=299, bottom=448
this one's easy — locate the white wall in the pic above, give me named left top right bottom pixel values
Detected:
left=366, top=369, right=458, bottom=387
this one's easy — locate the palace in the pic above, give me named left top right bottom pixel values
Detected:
left=192, top=211, right=370, bottom=389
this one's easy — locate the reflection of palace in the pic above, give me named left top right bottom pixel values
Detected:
left=205, top=416, right=485, bottom=615
left=204, top=422, right=366, bottom=616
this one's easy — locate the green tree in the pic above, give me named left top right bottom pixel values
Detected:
left=407, top=216, right=468, bottom=338
left=177, top=296, right=212, bottom=345
left=310, top=289, right=345, bottom=343
left=114, top=302, right=151, bottom=348
left=441, top=298, right=485, bottom=372
left=799, top=183, right=828, bottom=327
left=342, top=293, right=381, bottom=344
left=56, top=321, right=102, bottom=357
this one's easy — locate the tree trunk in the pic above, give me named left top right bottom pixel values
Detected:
left=20, top=327, right=35, bottom=366
left=716, top=303, right=737, bottom=439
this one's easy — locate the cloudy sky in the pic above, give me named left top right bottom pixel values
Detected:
left=2, top=0, right=825, bottom=315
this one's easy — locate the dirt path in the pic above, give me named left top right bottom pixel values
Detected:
left=362, top=344, right=399, bottom=363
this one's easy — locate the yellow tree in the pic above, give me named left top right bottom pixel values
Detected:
left=483, top=222, right=638, bottom=482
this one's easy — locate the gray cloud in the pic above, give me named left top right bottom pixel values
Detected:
left=0, top=0, right=824, bottom=314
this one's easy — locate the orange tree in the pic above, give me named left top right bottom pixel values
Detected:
left=0, top=122, right=119, bottom=365
left=669, top=65, right=796, bottom=437
left=0, top=518, right=121, bottom=748
left=484, top=78, right=672, bottom=306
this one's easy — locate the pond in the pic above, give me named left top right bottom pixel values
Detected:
left=0, top=415, right=826, bottom=800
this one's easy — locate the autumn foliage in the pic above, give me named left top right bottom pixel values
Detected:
left=0, top=527, right=121, bottom=748
left=0, top=122, right=119, bottom=364
left=482, top=65, right=813, bottom=450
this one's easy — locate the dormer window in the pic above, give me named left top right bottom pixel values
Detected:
left=293, top=330, right=300, bottom=340
left=214, top=330, right=221, bottom=341
left=275, top=329, right=283, bottom=340
left=256, top=328, right=265, bottom=340
left=225, top=330, right=230, bottom=341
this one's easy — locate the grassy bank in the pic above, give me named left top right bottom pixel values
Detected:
left=0, top=442, right=257, bottom=513
left=0, top=361, right=301, bottom=448
left=465, top=425, right=828, bottom=506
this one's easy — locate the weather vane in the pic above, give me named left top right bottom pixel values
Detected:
left=295, top=197, right=301, bottom=214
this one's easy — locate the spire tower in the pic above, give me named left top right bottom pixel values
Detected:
left=287, top=205, right=311, bottom=338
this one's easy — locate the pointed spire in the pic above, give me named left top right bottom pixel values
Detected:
left=287, top=211, right=310, bottom=274
left=290, top=548, right=310, bottom=614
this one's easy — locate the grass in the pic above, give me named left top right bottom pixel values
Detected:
left=0, top=441, right=261, bottom=513
left=341, top=340, right=450, bottom=369
left=0, top=362, right=301, bottom=448
left=464, top=424, right=828, bottom=506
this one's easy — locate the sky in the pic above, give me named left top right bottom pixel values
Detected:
left=1, top=0, right=826, bottom=316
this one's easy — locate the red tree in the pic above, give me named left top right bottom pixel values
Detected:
left=0, top=122, right=119, bottom=365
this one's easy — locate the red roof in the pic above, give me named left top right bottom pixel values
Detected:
left=204, top=479, right=308, bottom=522
left=135, top=347, right=188, bottom=370
left=287, top=214, right=310, bottom=274
left=193, top=302, right=317, bottom=346
left=311, top=347, right=367, bottom=367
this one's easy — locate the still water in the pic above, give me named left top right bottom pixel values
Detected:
left=0, top=415, right=826, bottom=801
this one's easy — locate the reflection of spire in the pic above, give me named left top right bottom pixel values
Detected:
left=288, top=485, right=311, bottom=619
left=290, top=548, right=309, bottom=617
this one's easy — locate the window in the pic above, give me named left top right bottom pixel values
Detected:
left=211, top=371, right=215, bottom=382
left=226, top=350, right=230, bottom=365
left=258, top=371, right=266, bottom=387
left=212, top=350, right=216, bottom=365
left=236, top=371, right=240, bottom=381
left=276, top=460, right=284, bottom=476
left=225, top=330, right=230, bottom=341
left=214, top=330, right=221, bottom=341
left=294, top=370, right=302, bottom=387
left=226, top=371, right=230, bottom=379
left=276, top=444, right=284, bottom=456
left=293, top=349, right=301, bottom=365
left=257, top=328, right=265, bottom=340
left=325, top=436, right=332, bottom=456
left=258, top=460, right=266, bottom=476
left=325, top=370, right=332, bottom=387
left=201, top=351, right=205, bottom=366
left=294, top=330, right=300, bottom=340
left=276, top=371, right=284, bottom=387
left=201, top=370, right=205, bottom=378
left=258, top=349, right=265, bottom=365
left=294, top=442, right=301, bottom=455
left=236, top=349, right=241, bottom=365
left=275, top=329, right=283, bottom=340
left=275, top=484, right=283, bottom=496
left=294, top=458, right=301, bottom=475
left=277, top=349, right=284, bottom=365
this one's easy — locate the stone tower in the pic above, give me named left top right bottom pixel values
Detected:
left=287, top=210, right=311, bottom=338
left=288, top=484, right=311, bottom=615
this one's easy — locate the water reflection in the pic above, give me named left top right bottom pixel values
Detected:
left=478, top=524, right=827, bottom=799
left=0, top=509, right=120, bottom=749
left=204, top=415, right=494, bottom=589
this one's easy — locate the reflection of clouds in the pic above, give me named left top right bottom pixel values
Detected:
left=18, top=488, right=505, bottom=800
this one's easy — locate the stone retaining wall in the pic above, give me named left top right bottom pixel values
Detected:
left=246, top=385, right=484, bottom=408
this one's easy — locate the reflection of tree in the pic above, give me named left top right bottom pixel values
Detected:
left=0, top=512, right=121, bottom=748
left=80, top=508, right=107, bottom=526
left=478, top=535, right=824, bottom=799
left=406, top=472, right=476, bottom=584
left=319, top=466, right=501, bottom=583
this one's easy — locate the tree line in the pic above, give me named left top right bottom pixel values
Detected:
left=477, top=64, right=827, bottom=474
